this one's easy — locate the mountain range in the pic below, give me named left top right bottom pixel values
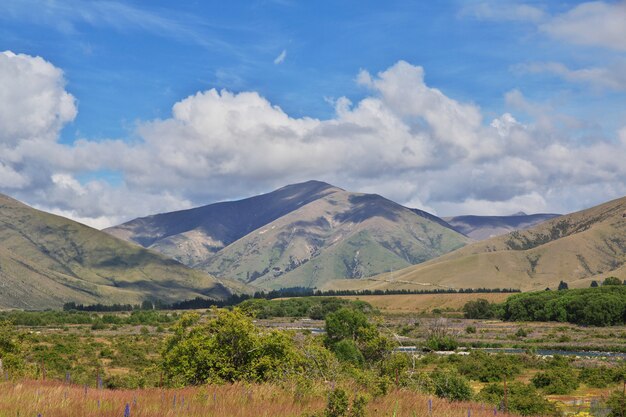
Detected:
left=443, top=213, right=560, bottom=240
left=105, top=181, right=471, bottom=289
left=0, top=193, right=245, bottom=309
left=326, top=196, right=626, bottom=292
left=3, top=179, right=624, bottom=309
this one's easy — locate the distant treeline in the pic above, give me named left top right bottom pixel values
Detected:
left=64, top=286, right=521, bottom=312
left=0, top=309, right=177, bottom=327
left=464, top=283, right=626, bottom=326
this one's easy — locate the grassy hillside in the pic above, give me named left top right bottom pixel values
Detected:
left=105, top=181, right=339, bottom=266
left=106, top=181, right=470, bottom=289
left=324, top=196, right=626, bottom=292
left=0, top=194, right=247, bottom=309
left=200, top=190, right=470, bottom=289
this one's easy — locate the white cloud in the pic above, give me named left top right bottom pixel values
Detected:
left=0, top=51, right=76, bottom=144
left=0, top=0, right=218, bottom=48
left=515, top=61, right=626, bottom=91
left=459, top=2, right=546, bottom=22
left=273, top=49, right=287, bottom=64
left=541, top=1, right=626, bottom=51
left=1, top=52, right=625, bottom=227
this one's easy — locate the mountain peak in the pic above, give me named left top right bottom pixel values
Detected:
left=276, top=180, right=342, bottom=194
left=105, top=181, right=470, bottom=288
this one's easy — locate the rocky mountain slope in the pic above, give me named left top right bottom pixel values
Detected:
left=0, top=193, right=245, bottom=309
left=325, top=196, right=626, bottom=292
left=106, top=181, right=471, bottom=289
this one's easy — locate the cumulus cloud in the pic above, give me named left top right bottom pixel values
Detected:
left=0, top=51, right=76, bottom=143
left=1, top=51, right=625, bottom=228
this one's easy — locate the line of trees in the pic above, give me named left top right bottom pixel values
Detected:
left=64, top=286, right=521, bottom=312
left=463, top=282, right=626, bottom=326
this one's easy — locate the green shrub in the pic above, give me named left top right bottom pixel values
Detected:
left=515, top=328, right=528, bottom=338
left=431, top=368, right=473, bottom=401
left=502, top=286, right=626, bottom=326
left=350, top=394, right=368, bottom=417
left=463, top=299, right=495, bottom=319
left=478, top=382, right=556, bottom=416
left=325, top=388, right=349, bottom=417
left=532, top=368, right=579, bottom=394
left=425, top=335, right=458, bottom=351
left=465, top=326, right=477, bottom=334
left=90, top=321, right=107, bottom=330
left=579, top=366, right=615, bottom=388
left=457, top=351, right=521, bottom=382
left=603, top=277, right=623, bottom=286
left=161, top=309, right=305, bottom=385
left=332, top=339, right=364, bottom=366
left=607, top=389, right=626, bottom=417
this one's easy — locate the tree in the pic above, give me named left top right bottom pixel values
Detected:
left=558, top=281, right=569, bottom=290
left=603, top=277, right=623, bottom=286
left=531, top=368, right=579, bottom=394
left=325, top=308, right=370, bottom=344
left=324, top=308, right=394, bottom=364
left=462, top=299, right=494, bottom=319
left=607, top=388, right=626, bottom=417
left=478, top=382, right=556, bottom=416
left=590, top=280, right=599, bottom=288
left=431, top=368, right=473, bottom=401
left=161, top=309, right=303, bottom=385
left=0, top=321, right=25, bottom=374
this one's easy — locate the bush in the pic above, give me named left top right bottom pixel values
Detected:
left=463, top=299, right=494, bottom=319
left=325, top=308, right=394, bottom=364
left=350, top=394, right=368, bottom=417
left=532, top=368, right=579, bottom=394
left=0, top=321, right=25, bottom=374
left=478, top=382, right=556, bottom=416
left=502, top=286, right=626, bottom=326
left=465, top=326, right=477, bottom=334
left=607, top=389, right=626, bottom=417
left=515, top=328, right=529, bottom=338
left=579, top=366, right=615, bottom=388
left=425, top=335, right=458, bottom=351
left=325, top=388, right=349, bottom=417
left=378, top=353, right=412, bottom=387
left=161, top=309, right=305, bottom=385
left=332, top=339, right=364, bottom=366
left=457, top=351, right=521, bottom=382
left=603, top=277, right=623, bottom=286
left=431, top=368, right=473, bottom=401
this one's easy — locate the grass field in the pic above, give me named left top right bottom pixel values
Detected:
left=0, top=380, right=522, bottom=417
left=337, top=293, right=511, bottom=313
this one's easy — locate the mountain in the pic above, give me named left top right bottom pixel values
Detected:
left=444, top=213, right=561, bottom=240
left=0, top=193, right=246, bottom=309
left=324, top=196, right=626, bottom=292
left=106, top=181, right=471, bottom=289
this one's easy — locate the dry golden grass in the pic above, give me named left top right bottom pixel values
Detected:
left=338, top=293, right=511, bottom=313
left=0, top=379, right=521, bottom=417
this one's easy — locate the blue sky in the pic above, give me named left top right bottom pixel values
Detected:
left=0, top=0, right=625, bottom=227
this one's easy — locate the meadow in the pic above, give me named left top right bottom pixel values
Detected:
left=0, top=291, right=624, bottom=417
left=0, top=379, right=524, bottom=417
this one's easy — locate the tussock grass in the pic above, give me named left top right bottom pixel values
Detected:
left=0, top=380, right=521, bottom=417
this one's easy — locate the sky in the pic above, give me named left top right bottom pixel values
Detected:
left=0, top=0, right=625, bottom=228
